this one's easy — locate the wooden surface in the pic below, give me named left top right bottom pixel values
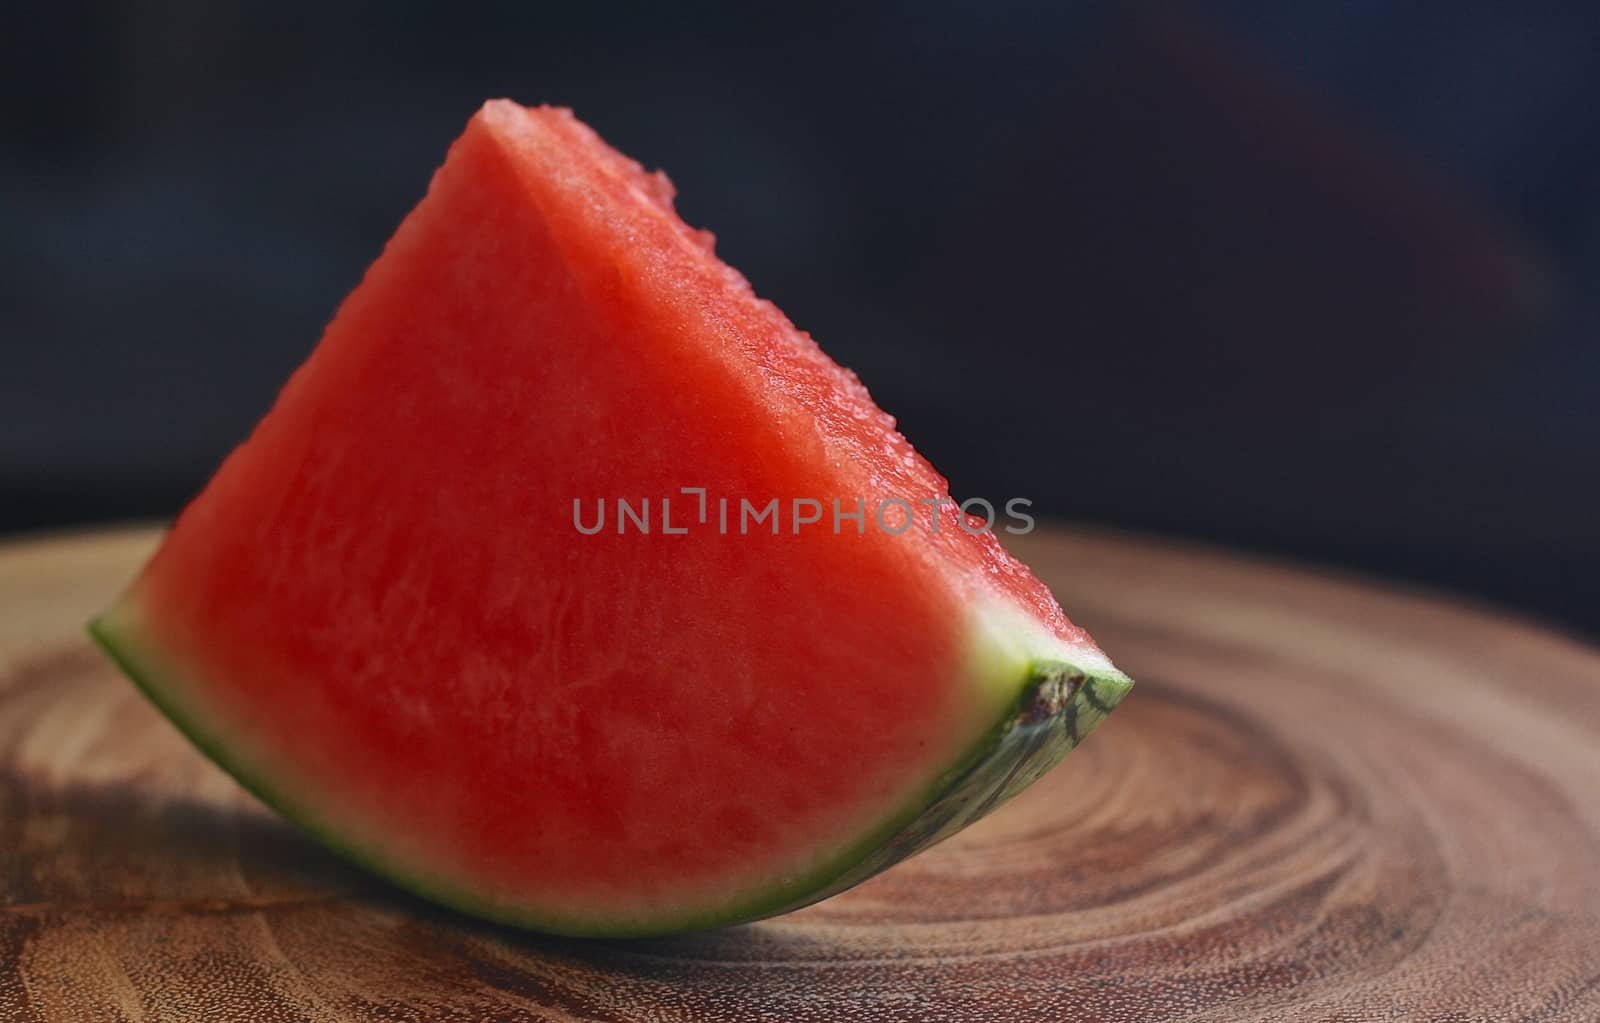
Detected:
left=1, top=525, right=1597, bottom=1022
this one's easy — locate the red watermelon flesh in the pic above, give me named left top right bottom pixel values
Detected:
left=90, top=101, right=1132, bottom=936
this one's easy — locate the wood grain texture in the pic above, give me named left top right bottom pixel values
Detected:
left=1, top=524, right=1597, bottom=1022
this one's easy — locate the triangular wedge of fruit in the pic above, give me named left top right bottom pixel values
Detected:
left=90, top=101, right=1132, bottom=937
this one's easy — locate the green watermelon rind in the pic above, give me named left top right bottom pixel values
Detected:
left=747, top=659, right=1132, bottom=922
left=88, top=611, right=1130, bottom=938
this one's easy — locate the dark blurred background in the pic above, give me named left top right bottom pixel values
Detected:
left=3, top=2, right=1597, bottom=632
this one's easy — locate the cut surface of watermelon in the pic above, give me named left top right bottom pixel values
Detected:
left=90, top=101, right=1132, bottom=936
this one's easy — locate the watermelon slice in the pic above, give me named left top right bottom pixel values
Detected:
left=90, top=101, right=1132, bottom=937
